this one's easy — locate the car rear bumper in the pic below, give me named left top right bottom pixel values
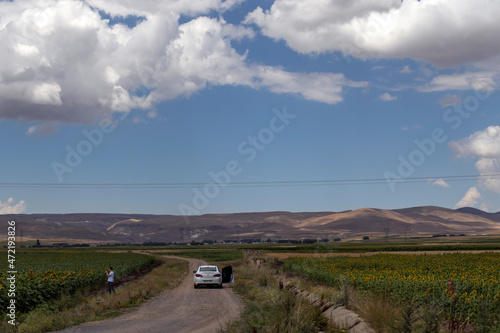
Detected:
left=194, top=277, right=222, bottom=286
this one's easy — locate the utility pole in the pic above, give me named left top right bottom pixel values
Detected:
left=383, top=226, right=390, bottom=242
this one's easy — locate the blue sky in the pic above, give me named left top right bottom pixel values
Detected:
left=1, top=0, right=500, bottom=215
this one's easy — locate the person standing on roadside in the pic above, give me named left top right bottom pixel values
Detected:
left=106, top=267, right=116, bottom=294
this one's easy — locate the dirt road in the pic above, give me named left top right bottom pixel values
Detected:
left=55, top=257, right=243, bottom=333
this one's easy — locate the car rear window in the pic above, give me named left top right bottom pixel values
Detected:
left=200, top=267, right=217, bottom=271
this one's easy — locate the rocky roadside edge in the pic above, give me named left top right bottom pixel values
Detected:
left=281, top=279, right=375, bottom=333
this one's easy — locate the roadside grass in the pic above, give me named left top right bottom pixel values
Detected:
left=283, top=267, right=445, bottom=333
left=221, top=259, right=341, bottom=333
left=2, top=257, right=187, bottom=333
left=352, top=293, right=454, bottom=333
left=350, top=293, right=404, bottom=333
left=158, top=249, right=244, bottom=262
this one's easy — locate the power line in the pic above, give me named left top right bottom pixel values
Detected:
left=0, top=174, right=499, bottom=189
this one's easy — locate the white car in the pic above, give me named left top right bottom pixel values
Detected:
left=193, top=265, right=233, bottom=289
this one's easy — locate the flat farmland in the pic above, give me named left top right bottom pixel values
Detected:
left=270, top=249, right=500, bottom=260
left=0, top=250, right=157, bottom=314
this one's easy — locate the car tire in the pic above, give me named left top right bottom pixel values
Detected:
left=218, top=284, right=223, bottom=289
left=194, top=284, right=198, bottom=289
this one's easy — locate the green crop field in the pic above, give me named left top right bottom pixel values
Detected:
left=0, top=250, right=156, bottom=314
left=284, top=252, right=500, bottom=325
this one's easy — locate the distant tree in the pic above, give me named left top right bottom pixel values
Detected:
left=36, top=239, right=40, bottom=247
left=333, top=238, right=341, bottom=242
left=363, top=236, right=370, bottom=240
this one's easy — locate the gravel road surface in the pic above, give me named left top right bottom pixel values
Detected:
left=55, top=257, right=243, bottom=333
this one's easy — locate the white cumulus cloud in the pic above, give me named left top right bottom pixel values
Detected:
left=85, top=0, right=244, bottom=17
left=449, top=126, right=500, bottom=193
left=449, top=126, right=500, bottom=159
left=455, top=187, right=482, bottom=209
left=244, top=0, right=500, bottom=67
left=0, top=0, right=366, bottom=133
left=378, top=92, right=397, bottom=101
left=0, top=198, right=27, bottom=214
left=418, top=72, right=496, bottom=92
left=432, top=179, right=450, bottom=188
left=255, top=66, right=367, bottom=104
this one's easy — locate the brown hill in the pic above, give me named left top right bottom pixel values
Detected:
left=2, top=206, right=499, bottom=244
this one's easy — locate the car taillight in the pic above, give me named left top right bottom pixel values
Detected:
left=195, top=274, right=203, bottom=277
left=213, top=274, right=221, bottom=277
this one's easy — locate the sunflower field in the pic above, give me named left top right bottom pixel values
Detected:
left=0, top=250, right=156, bottom=314
left=284, top=252, right=500, bottom=324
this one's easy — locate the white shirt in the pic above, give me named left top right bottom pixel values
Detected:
left=108, top=271, right=114, bottom=282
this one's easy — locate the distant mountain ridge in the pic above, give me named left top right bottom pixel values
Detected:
left=3, top=206, right=500, bottom=244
